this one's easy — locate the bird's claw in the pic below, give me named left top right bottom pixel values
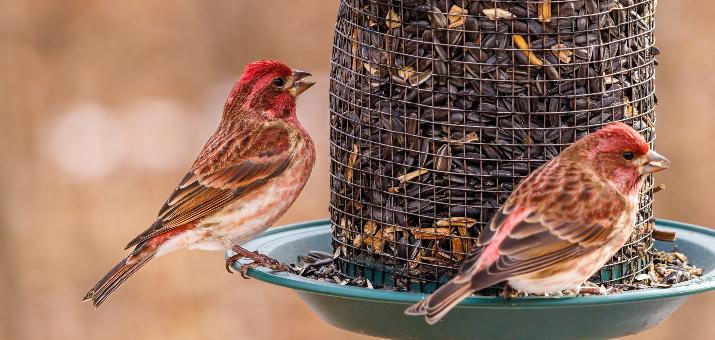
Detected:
left=500, top=284, right=519, bottom=300
left=226, top=245, right=288, bottom=279
left=239, top=263, right=257, bottom=279
left=225, top=253, right=243, bottom=274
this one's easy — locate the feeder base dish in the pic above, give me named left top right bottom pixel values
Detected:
left=228, top=220, right=715, bottom=340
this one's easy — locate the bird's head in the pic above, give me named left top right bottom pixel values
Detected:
left=223, top=60, right=315, bottom=122
left=580, top=122, right=669, bottom=196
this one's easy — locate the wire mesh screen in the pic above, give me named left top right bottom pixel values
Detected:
left=329, top=0, right=657, bottom=293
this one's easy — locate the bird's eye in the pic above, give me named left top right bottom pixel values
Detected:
left=272, top=77, right=286, bottom=87
left=623, top=151, right=634, bottom=160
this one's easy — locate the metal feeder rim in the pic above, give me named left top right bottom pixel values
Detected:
left=228, top=219, right=715, bottom=308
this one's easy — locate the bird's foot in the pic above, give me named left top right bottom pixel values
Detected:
left=238, top=262, right=258, bottom=279
left=226, top=245, right=288, bottom=278
left=225, top=253, right=243, bottom=274
left=500, top=284, right=519, bottom=300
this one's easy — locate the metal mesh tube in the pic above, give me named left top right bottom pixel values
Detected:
left=329, top=0, right=657, bottom=293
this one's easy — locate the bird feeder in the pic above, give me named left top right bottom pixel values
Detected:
left=329, top=0, right=657, bottom=293
left=227, top=2, right=715, bottom=338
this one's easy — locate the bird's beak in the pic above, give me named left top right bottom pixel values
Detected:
left=640, top=149, right=670, bottom=175
left=289, top=70, right=315, bottom=97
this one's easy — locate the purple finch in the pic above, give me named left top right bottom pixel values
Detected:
left=405, top=122, right=669, bottom=324
left=84, top=60, right=316, bottom=308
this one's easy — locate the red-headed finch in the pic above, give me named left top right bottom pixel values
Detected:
left=405, top=122, right=669, bottom=324
left=83, top=60, right=316, bottom=308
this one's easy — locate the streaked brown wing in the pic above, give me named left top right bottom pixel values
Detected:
left=481, top=219, right=611, bottom=280
left=125, top=123, right=295, bottom=249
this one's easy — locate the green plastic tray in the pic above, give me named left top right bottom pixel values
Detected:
left=228, top=220, right=715, bottom=340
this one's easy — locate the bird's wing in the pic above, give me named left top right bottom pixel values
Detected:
left=455, top=161, right=629, bottom=284
left=124, top=122, right=295, bottom=249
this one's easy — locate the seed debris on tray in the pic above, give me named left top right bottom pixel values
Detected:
left=288, top=247, right=703, bottom=296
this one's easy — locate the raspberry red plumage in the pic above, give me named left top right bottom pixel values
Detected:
left=84, top=60, right=316, bottom=308
left=406, top=122, right=669, bottom=324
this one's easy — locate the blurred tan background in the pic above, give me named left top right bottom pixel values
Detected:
left=1, top=1, right=713, bottom=339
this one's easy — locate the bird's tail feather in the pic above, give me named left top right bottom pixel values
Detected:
left=404, top=279, right=475, bottom=325
left=83, top=247, right=156, bottom=308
